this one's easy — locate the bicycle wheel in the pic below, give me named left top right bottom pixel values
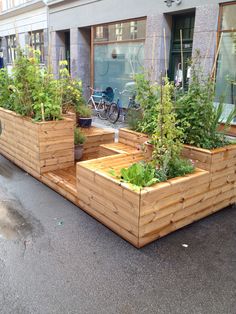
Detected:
left=97, top=101, right=108, bottom=120
left=108, top=102, right=120, bottom=124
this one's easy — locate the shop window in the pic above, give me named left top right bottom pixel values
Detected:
left=92, top=19, right=146, bottom=107
left=215, top=2, right=236, bottom=121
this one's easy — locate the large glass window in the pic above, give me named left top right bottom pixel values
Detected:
left=215, top=3, right=236, bottom=121
left=93, top=19, right=146, bottom=106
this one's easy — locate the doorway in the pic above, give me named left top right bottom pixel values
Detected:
left=169, top=12, right=195, bottom=89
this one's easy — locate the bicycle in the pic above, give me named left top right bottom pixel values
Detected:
left=87, top=86, right=115, bottom=120
left=109, top=89, right=141, bottom=124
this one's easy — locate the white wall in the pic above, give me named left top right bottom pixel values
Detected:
left=0, top=6, right=48, bottom=36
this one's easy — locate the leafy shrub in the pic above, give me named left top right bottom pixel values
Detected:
left=152, top=78, right=183, bottom=169
left=176, top=52, right=236, bottom=149
left=112, top=77, right=194, bottom=188
left=77, top=105, right=92, bottom=118
left=166, top=158, right=195, bottom=179
left=134, top=73, right=159, bottom=134
left=0, top=69, right=14, bottom=110
left=74, top=128, right=86, bottom=145
left=126, top=107, right=143, bottom=131
left=59, top=61, right=85, bottom=113
left=0, top=48, right=62, bottom=121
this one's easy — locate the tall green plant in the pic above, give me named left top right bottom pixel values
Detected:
left=135, top=73, right=159, bottom=134
left=0, top=69, right=14, bottom=110
left=176, top=52, right=236, bottom=149
left=59, top=61, right=85, bottom=113
left=1, top=48, right=62, bottom=121
left=152, top=78, right=183, bottom=170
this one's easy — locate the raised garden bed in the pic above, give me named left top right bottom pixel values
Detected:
left=119, top=128, right=149, bottom=148
left=81, top=127, right=115, bottom=160
left=0, top=108, right=74, bottom=178
left=76, top=153, right=216, bottom=248
left=182, top=144, right=236, bottom=210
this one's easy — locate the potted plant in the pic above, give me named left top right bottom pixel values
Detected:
left=76, top=104, right=92, bottom=128
left=74, top=128, right=86, bottom=161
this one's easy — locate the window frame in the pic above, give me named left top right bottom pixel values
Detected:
left=29, top=30, right=45, bottom=63
left=6, top=34, right=17, bottom=64
left=215, top=1, right=236, bottom=123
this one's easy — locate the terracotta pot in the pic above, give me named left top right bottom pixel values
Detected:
left=75, top=144, right=84, bottom=161
left=143, top=141, right=154, bottom=160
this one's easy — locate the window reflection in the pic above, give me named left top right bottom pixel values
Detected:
left=215, top=3, right=236, bottom=122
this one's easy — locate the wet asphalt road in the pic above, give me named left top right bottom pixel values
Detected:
left=0, top=155, right=235, bottom=314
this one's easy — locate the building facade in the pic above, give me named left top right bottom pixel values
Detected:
left=0, top=0, right=235, bottom=110
left=47, top=0, right=236, bottom=107
left=0, top=0, right=48, bottom=69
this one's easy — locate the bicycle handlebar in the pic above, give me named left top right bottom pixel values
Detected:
left=87, top=86, right=103, bottom=93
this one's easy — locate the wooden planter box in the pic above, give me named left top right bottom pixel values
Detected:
left=119, top=128, right=149, bottom=149
left=76, top=153, right=221, bottom=248
left=182, top=144, right=236, bottom=210
left=81, top=127, right=115, bottom=160
left=0, top=108, right=74, bottom=178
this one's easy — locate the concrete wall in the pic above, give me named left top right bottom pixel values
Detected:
left=48, top=0, right=231, bottom=30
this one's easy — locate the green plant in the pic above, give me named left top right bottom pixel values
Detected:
left=59, top=61, right=85, bottom=113
left=152, top=78, right=183, bottom=170
left=0, top=69, right=14, bottom=110
left=134, top=73, right=160, bottom=134
left=114, top=157, right=194, bottom=188
left=115, top=77, right=195, bottom=188
left=76, top=105, right=92, bottom=118
left=166, top=158, right=195, bottom=179
left=176, top=52, right=236, bottom=149
left=74, top=128, right=86, bottom=145
left=120, top=162, right=159, bottom=188
left=2, top=47, right=62, bottom=121
left=126, top=108, right=143, bottom=131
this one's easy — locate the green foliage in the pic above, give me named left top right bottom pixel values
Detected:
left=166, top=158, right=195, bottom=179
left=76, top=105, right=92, bottom=118
left=0, top=69, right=14, bottom=110
left=126, top=108, right=143, bottom=131
left=120, top=162, right=159, bottom=188
left=115, top=157, right=195, bottom=188
left=74, top=128, right=86, bottom=145
left=176, top=53, right=236, bottom=149
left=0, top=48, right=61, bottom=121
left=59, top=61, right=85, bottom=113
left=152, top=78, right=183, bottom=169
left=114, top=75, right=195, bottom=188
left=134, top=73, right=159, bottom=134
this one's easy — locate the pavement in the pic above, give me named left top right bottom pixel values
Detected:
left=0, top=155, right=236, bottom=314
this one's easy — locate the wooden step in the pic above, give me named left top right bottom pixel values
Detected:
left=99, top=142, right=141, bottom=157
